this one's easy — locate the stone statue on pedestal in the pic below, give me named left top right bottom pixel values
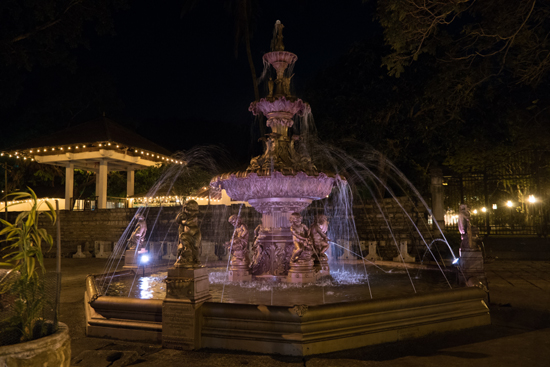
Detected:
left=127, top=215, right=147, bottom=250
left=289, top=213, right=312, bottom=262
left=250, top=222, right=265, bottom=270
left=224, top=215, right=249, bottom=263
left=174, top=200, right=202, bottom=267
left=310, top=215, right=330, bottom=261
left=458, top=204, right=478, bottom=250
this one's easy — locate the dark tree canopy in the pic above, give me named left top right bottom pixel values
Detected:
left=377, top=0, right=550, bottom=86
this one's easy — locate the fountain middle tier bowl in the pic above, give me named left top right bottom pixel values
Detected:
left=210, top=171, right=342, bottom=202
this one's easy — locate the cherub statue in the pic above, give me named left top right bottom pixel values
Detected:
left=127, top=215, right=147, bottom=250
left=250, top=222, right=266, bottom=268
left=174, top=200, right=202, bottom=267
left=289, top=212, right=312, bottom=262
left=224, top=215, right=249, bottom=263
left=309, top=215, right=330, bottom=261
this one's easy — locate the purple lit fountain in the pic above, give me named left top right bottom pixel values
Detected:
left=211, top=20, right=343, bottom=283
left=85, top=21, right=491, bottom=356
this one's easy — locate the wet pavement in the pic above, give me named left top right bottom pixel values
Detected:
left=44, top=243, right=550, bottom=367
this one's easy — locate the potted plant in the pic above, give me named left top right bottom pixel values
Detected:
left=0, top=188, right=70, bottom=366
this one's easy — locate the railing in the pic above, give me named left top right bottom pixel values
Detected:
left=70, top=196, right=98, bottom=211
left=70, top=196, right=128, bottom=210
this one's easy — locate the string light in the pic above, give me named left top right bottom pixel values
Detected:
left=1, top=142, right=173, bottom=163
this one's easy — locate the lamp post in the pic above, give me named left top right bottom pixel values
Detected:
left=528, top=195, right=537, bottom=233
left=506, top=200, right=513, bottom=234
left=3, top=161, right=7, bottom=222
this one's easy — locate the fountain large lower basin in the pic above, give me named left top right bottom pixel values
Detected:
left=85, top=264, right=490, bottom=356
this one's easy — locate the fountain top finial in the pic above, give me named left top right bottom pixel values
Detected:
left=271, top=20, right=285, bottom=52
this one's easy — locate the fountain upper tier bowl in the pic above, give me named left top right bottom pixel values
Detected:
left=211, top=171, right=342, bottom=201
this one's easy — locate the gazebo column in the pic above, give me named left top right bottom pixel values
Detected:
left=65, top=163, right=74, bottom=210
left=97, top=160, right=108, bottom=209
left=127, top=170, right=135, bottom=208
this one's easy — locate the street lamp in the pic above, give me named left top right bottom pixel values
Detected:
left=506, top=200, right=514, bottom=234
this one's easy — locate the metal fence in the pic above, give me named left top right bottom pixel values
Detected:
left=443, top=150, right=550, bottom=236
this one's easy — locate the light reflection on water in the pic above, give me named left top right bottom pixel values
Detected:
left=102, top=265, right=457, bottom=306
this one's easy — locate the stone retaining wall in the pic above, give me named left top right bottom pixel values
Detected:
left=3, top=197, right=439, bottom=261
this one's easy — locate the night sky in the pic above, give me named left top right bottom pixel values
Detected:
left=3, top=1, right=378, bottom=159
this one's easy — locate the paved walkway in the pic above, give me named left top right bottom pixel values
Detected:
left=44, top=257, right=550, bottom=367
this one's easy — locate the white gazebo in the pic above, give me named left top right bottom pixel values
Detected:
left=1, top=117, right=183, bottom=209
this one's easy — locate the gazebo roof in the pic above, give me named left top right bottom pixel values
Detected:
left=1, top=117, right=184, bottom=171
left=6, top=117, right=172, bottom=155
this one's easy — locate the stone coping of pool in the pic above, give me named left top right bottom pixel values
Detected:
left=85, top=272, right=490, bottom=356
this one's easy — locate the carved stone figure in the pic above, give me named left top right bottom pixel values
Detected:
left=224, top=215, right=249, bottom=262
left=282, top=73, right=294, bottom=96
left=250, top=223, right=265, bottom=269
left=458, top=204, right=476, bottom=250
left=289, top=212, right=312, bottom=262
left=267, top=77, right=274, bottom=99
left=272, top=20, right=285, bottom=51
left=309, top=215, right=330, bottom=261
left=174, top=200, right=202, bottom=267
left=127, top=215, right=147, bottom=250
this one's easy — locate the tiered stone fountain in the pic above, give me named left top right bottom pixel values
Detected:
left=85, top=21, right=490, bottom=356
left=211, top=20, right=342, bottom=283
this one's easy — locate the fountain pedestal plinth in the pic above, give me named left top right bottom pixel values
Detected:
left=228, top=262, right=252, bottom=282
left=314, top=258, right=330, bottom=278
left=162, top=267, right=211, bottom=350
left=459, top=248, right=487, bottom=290
left=165, top=267, right=211, bottom=302
left=287, top=259, right=315, bottom=283
left=123, top=248, right=147, bottom=270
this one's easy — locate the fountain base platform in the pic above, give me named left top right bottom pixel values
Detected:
left=85, top=272, right=490, bottom=356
